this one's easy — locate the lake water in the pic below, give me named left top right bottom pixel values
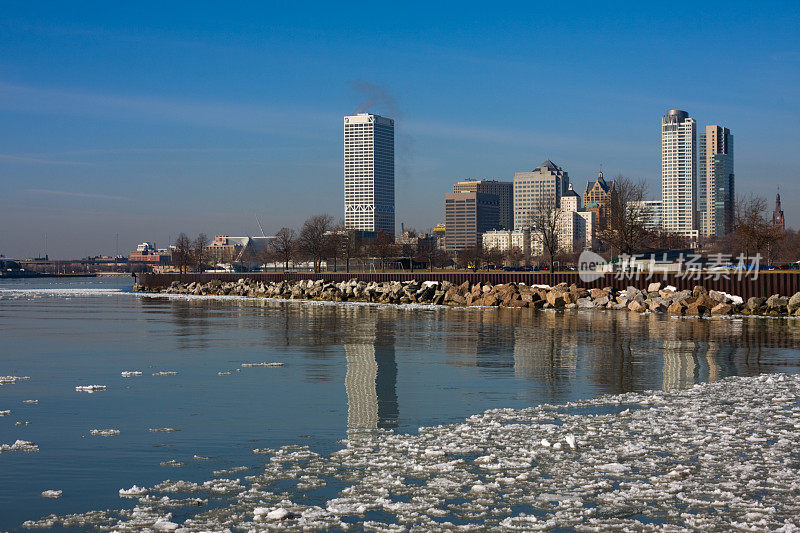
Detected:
left=1, top=276, right=800, bottom=530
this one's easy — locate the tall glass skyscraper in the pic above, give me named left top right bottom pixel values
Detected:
left=661, top=110, right=697, bottom=240
left=698, top=125, right=734, bottom=238
left=344, top=113, right=395, bottom=235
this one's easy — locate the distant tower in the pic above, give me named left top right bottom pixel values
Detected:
left=772, top=191, right=785, bottom=231
left=698, top=125, right=734, bottom=238
left=661, top=110, right=697, bottom=241
left=344, top=113, right=395, bottom=235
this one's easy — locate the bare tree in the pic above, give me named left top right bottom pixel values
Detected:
left=369, top=230, right=397, bottom=272
left=172, top=233, right=192, bottom=274
left=192, top=233, right=209, bottom=272
left=734, top=194, right=785, bottom=263
left=455, top=246, right=485, bottom=270
left=505, top=246, right=524, bottom=267
left=326, top=227, right=345, bottom=272
left=484, top=247, right=504, bottom=269
left=340, top=229, right=362, bottom=273
left=299, top=214, right=334, bottom=273
left=415, top=238, right=448, bottom=271
left=270, top=227, right=297, bottom=271
left=525, top=196, right=562, bottom=272
left=596, top=175, right=651, bottom=256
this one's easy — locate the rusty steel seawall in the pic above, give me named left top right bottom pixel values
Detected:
left=136, top=272, right=800, bottom=299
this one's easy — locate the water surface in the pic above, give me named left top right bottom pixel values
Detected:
left=1, top=277, right=799, bottom=529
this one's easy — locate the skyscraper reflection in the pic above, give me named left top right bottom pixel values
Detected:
left=343, top=307, right=398, bottom=429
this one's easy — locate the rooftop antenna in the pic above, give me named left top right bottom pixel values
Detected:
left=255, top=215, right=266, bottom=237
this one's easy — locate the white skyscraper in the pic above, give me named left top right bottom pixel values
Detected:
left=344, top=113, right=395, bottom=235
left=661, top=110, right=697, bottom=240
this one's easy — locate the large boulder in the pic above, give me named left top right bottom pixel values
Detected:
left=766, top=294, right=788, bottom=312
left=711, top=303, right=733, bottom=315
left=789, top=292, right=800, bottom=313
left=668, top=301, right=686, bottom=316
left=647, top=282, right=662, bottom=293
left=709, top=290, right=729, bottom=303
left=546, top=291, right=565, bottom=308
left=746, top=297, right=766, bottom=311
left=628, top=300, right=647, bottom=313
left=590, top=288, right=609, bottom=300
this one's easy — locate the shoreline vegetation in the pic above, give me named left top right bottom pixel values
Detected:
left=135, top=278, right=800, bottom=317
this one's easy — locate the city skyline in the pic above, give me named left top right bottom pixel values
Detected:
left=1, top=2, right=798, bottom=258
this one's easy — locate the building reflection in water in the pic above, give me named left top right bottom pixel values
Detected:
left=342, top=307, right=398, bottom=429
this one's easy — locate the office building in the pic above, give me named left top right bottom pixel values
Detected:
left=661, top=110, right=698, bottom=240
left=453, top=179, right=514, bottom=230
left=557, top=185, right=593, bottom=252
left=583, top=171, right=615, bottom=228
left=698, top=125, right=734, bottom=238
left=629, top=200, right=663, bottom=231
left=444, top=192, right=500, bottom=254
left=344, top=113, right=395, bottom=235
left=513, top=160, right=570, bottom=230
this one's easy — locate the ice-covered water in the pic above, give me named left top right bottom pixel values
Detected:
left=2, top=277, right=800, bottom=531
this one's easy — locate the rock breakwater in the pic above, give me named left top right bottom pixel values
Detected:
left=135, top=278, right=800, bottom=317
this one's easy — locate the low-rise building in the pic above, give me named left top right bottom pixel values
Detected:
left=129, top=242, right=171, bottom=265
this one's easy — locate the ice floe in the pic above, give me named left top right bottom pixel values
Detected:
left=121, top=371, right=143, bottom=378
left=1, top=376, right=30, bottom=385
left=119, top=486, right=148, bottom=498
left=152, top=372, right=178, bottom=376
left=1, top=440, right=39, bottom=453
left=23, top=399, right=38, bottom=404
left=75, top=385, right=106, bottom=393
left=159, top=460, right=185, bottom=468
left=19, top=374, right=800, bottom=531
left=41, top=490, right=62, bottom=499
left=241, top=362, right=284, bottom=367
left=16, top=421, right=31, bottom=426
left=0, top=410, right=10, bottom=416
left=90, top=429, right=120, bottom=437
left=149, top=428, right=179, bottom=433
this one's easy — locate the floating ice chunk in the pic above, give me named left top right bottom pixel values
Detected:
left=15, top=421, right=31, bottom=426
left=470, top=484, right=488, bottom=493
left=160, top=460, right=185, bottom=467
left=41, top=490, right=62, bottom=498
left=0, top=410, right=9, bottom=416
left=23, top=399, right=38, bottom=404
left=121, top=371, right=143, bottom=377
left=119, top=486, right=148, bottom=498
left=267, top=508, right=291, bottom=520
left=90, top=429, right=120, bottom=437
left=217, top=371, right=232, bottom=376
left=0, top=440, right=39, bottom=453
left=565, top=435, right=577, bottom=449
left=152, top=371, right=178, bottom=376
left=552, top=442, right=563, bottom=450
left=540, top=438, right=552, bottom=448
left=150, top=428, right=179, bottom=433
left=192, top=455, right=212, bottom=460
left=153, top=519, right=180, bottom=531
left=598, top=462, right=630, bottom=474
left=241, top=362, right=284, bottom=367
left=619, top=408, right=631, bottom=417
left=75, top=385, right=106, bottom=392
left=0, top=376, right=30, bottom=385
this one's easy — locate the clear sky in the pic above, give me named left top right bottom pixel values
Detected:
left=1, top=1, right=798, bottom=259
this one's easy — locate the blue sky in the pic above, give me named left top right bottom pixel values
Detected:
left=1, top=1, right=798, bottom=258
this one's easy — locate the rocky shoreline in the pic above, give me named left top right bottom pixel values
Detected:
left=135, top=278, right=800, bottom=317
